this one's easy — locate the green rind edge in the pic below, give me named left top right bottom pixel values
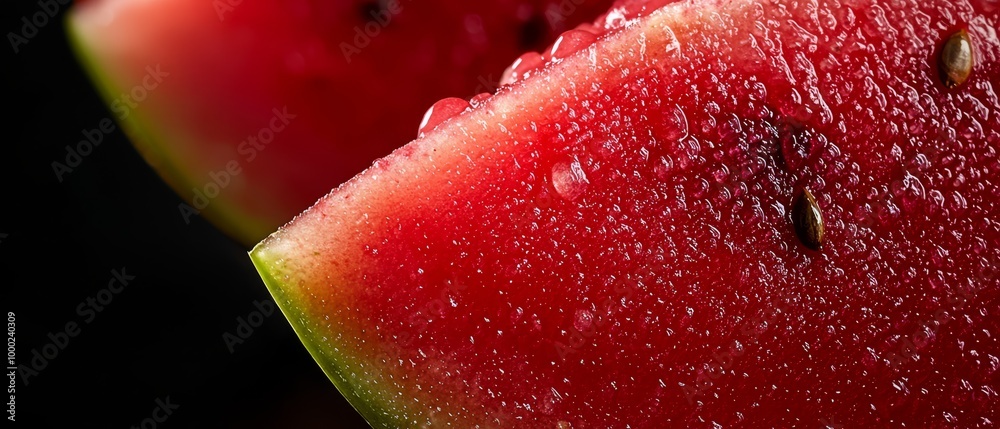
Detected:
left=249, top=245, right=408, bottom=429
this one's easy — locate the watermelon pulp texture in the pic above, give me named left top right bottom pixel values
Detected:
left=67, top=0, right=612, bottom=245
left=253, top=0, right=1000, bottom=426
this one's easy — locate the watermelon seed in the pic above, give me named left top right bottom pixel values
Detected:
left=793, top=188, right=824, bottom=251
left=940, top=29, right=974, bottom=88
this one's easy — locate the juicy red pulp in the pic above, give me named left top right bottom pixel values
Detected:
left=372, top=17, right=997, bottom=426
left=70, top=0, right=615, bottom=244
left=254, top=0, right=1000, bottom=426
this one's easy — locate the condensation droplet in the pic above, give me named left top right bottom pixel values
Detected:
left=500, top=52, right=545, bottom=86
left=549, top=30, right=598, bottom=61
left=574, top=309, right=594, bottom=332
left=662, top=104, right=689, bottom=141
left=418, top=98, right=471, bottom=138
left=552, top=159, right=590, bottom=201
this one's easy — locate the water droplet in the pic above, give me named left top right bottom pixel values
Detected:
left=531, top=314, right=542, bottom=332
left=418, top=98, right=470, bottom=138
left=948, top=190, right=968, bottom=213
left=500, top=51, right=544, bottom=86
left=662, top=24, right=681, bottom=57
left=940, top=29, right=974, bottom=88
left=573, top=309, right=594, bottom=332
left=691, top=178, right=710, bottom=198
left=661, top=104, right=689, bottom=141
left=793, top=188, right=825, bottom=251
left=548, top=30, right=598, bottom=62
left=551, top=159, right=589, bottom=201
left=897, top=173, right=926, bottom=211
left=469, top=92, right=492, bottom=108
left=588, top=137, right=622, bottom=159
left=779, top=120, right=825, bottom=172
left=511, top=307, right=524, bottom=323
left=928, top=189, right=946, bottom=214
left=654, top=156, right=674, bottom=179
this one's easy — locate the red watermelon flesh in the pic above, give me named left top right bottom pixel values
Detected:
left=252, top=0, right=1000, bottom=426
left=67, top=0, right=613, bottom=244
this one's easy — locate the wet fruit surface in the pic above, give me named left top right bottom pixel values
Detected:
left=253, top=0, right=1000, bottom=427
left=68, top=0, right=613, bottom=244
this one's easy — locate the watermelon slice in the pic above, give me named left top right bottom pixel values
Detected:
left=252, top=0, right=1000, bottom=426
left=67, top=0, right=611, bottom=244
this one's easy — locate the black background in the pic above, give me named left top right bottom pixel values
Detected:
left=5, top=2, right=369, bottom=428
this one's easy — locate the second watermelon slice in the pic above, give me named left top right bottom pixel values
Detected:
left=67, top=0, right=612, bottom=244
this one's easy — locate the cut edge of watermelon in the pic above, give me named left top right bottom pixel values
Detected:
left=65, top=9, right=272, bottom=244
left=247, top=2, right=708, bottom=425
left=244, top=0, right=1000, bottom=425
left=251, top=243, right=413, bottom=429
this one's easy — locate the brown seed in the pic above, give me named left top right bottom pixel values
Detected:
left=940, top=29, right=974, bottom=88
left=793, top=188, right=824, bottom=251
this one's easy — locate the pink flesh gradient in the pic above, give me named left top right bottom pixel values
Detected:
left=253, top=0, right=1000, bottom=426
left=68, top=0, right=613, bottom=244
